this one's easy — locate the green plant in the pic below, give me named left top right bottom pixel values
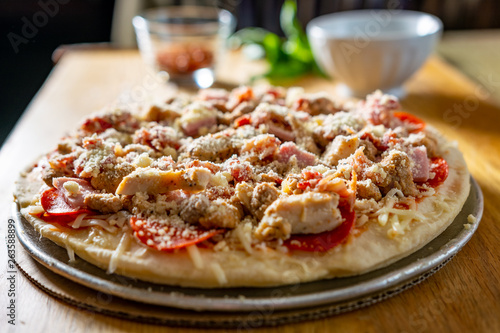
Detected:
left=228, top=0, right=323, bottom=83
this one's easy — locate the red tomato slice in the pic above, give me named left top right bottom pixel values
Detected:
left=40, top=187, right=92, bottom=216
left=284, top=205, right=355, bottom=252
left=130, top=217, right=224, bottom=251
left=393, top=111, right=426, bottom=133
left=424, top=157, right=449, bottom=188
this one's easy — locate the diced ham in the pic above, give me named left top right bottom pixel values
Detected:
left=409, top=145, right=430, bottom=182
left=267, top=123, right=296, bottom=142
left=359, top=91, right=400, bottom=126
left=277, top=142, right=317, bottom=168
left=182, top=116, right=217, bottom=137
left=179, top=102, right=218, bottom=137
left=250, top=104, right=295, bottom=142
left=52, top=177, right=96, bottom=209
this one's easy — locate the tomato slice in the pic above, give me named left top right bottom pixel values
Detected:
left=130, top=217, right=224, bottom=251
left=423, top=157, right=449, bottom=188
left=40, top=187, right=92, bottom=216
left=284, top=205, right=355, bottom=252
left=393, top=111, right=426, bottom=133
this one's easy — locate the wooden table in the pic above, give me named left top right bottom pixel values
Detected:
left=2, top=47, right=500, bottom=332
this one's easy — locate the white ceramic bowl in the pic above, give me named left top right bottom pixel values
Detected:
left=307, top=10, right=442, bottom=97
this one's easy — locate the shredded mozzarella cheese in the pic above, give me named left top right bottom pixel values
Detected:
left=108, top=232, right=130, bottom=274
left=210, top=262, right=227, bottom=285
left=187, top=244, right=204, bottom=269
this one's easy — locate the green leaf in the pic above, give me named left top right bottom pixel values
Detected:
left=262, top=33, right=284, bottom=65
left=280, top=0, right=303, bottom=39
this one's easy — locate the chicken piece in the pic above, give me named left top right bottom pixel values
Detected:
left=367, top=150, right=418, bottom=197
left=90, top=163, right=135, bottom=193
left=292, top=94, right=341, bottom=115
left=407, top=132, right=439, bottom=158
left=250, top=183, right=280, bottom=220
left=80, top=109, right=140, bottom=134
left=240, top=134, right=281, bottom=161
left=313, top=112, right=365, bottom=148
left=142, top=103, right=182, bottom=123
left=356, top=179, right=382, bottom=201
left=358, top=139, right=378, bottom=161
left=179, top=194, right=241, bottom=229
left=84, top=193, right=123, bottom=213
left=132, top=125, right=180, bottom=152
left=181, top=131, right=240, bottom=162
left=321, top=135, right=359, bottom=167
left=288, top=115, right=321, bottom=155
left=115, top=167, right=212, bottom=195
left=236, top=182, right=280, bottom=220
left=42, top=168, right=66, bottom=187
left=255, top=192, right=342, bottom=240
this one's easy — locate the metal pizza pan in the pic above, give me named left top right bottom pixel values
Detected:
left=14, top=177, right=483, bottom=313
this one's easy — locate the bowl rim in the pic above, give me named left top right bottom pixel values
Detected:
left=307, top=9, right=443, bottom=41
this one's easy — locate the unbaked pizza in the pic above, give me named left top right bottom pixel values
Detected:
left=15, top=86, right=470, bottom=287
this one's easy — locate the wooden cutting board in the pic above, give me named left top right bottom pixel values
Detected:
left=1, top=49, right=500, bottom=332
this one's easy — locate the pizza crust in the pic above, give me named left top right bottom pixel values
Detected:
left=14, top=126, right=470, bottom=288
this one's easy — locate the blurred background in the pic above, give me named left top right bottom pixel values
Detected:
left=1, top=0, right=499, bottom=146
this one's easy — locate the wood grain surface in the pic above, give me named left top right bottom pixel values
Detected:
left=1, top=46, right=500, bottom=333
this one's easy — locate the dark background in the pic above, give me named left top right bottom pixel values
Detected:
left=1, top=0, right=499, bottom=147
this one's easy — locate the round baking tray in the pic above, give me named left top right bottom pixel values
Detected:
left=14, top=177, right=482, bottom=314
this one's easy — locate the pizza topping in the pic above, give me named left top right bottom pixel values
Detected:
left=408, top=145, right=430, bottom=182
left=130, top=216, right=223, bottom=251
left=83, top=193, right=123, bottom=213
left=292, top=92, right=342, bottom=116
left=51, top=177, right=96, bottom=212
left=34, top=84, right=450, bottom=254
left=284, top=204, right=355, bottom=252
left=115, top=167, right=213, bottom=195
left=393, top=111, right=426, bottom=133
left=256, top=192, right=342, bottom=240
left=276, top=142, right=317, bottom=168
left=423, top=157, right=449, bottom=188
left=322, top=135, right=359, bottom=167
left=179, top=102, right=218, bottom=137
left=236, top=182, right=280, bottom=220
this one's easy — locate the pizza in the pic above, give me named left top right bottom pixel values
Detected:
left=14, top=85, right=470, bottom=288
